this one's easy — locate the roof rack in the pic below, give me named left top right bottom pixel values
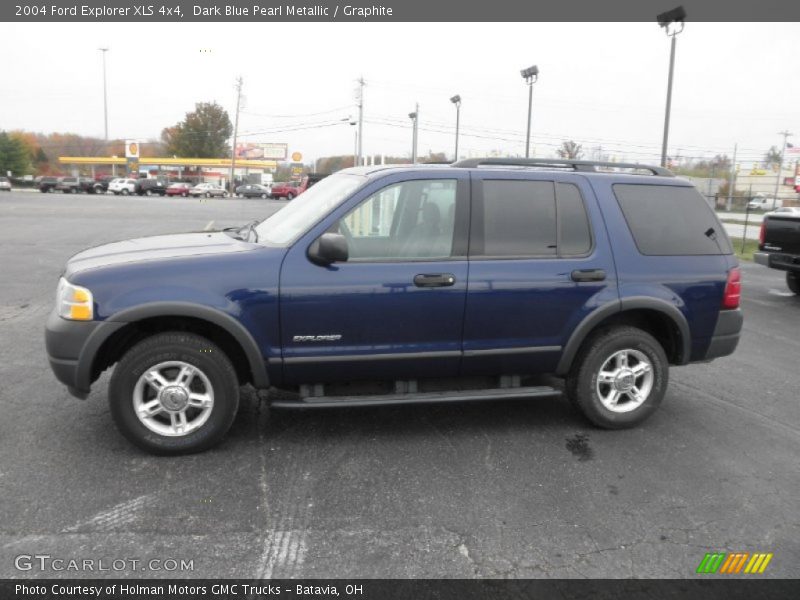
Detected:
left=450, top=158, right=674, bottom=177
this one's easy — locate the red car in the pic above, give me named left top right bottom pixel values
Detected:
left=270, top=174, right=326, bottom=200
left=270, top=181, right=300, bottom=200
left=165, top=182, right=193, bottom=197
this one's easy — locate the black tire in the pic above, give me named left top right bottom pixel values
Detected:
left=121, top=189, right=129, bottom=196
left=109, top=332, right=240, bottom=455
left=261, top=193, right=267, bottom=199
left=145, top=189, right=153, bottom=196
left=182, top=192, right=188, bottom=197
left=787, top=272, right=800, bottom=295
left=566, top=326, right=668, bottom=429
left=286, top=192, right=295, bottom=200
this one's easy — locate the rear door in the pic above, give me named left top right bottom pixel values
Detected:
left=462, top=171, right=618, bottom=375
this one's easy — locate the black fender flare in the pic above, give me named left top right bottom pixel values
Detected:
left=76, top=302, right=269, bottom=391
left=555, top=296, right=691, bottom=375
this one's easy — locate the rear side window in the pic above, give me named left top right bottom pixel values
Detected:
left=613, top=184, right=732, bottom=255
left=477, top=180, right=592, bottom=257
left=482, top=180, right=556, bottom=256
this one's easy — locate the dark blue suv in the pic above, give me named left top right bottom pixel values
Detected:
left=45, top=158, right=743, bottom=454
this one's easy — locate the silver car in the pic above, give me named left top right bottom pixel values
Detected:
left=0, top=176, right=11, bottom=191
left=189, top=183, right=228, bottom=198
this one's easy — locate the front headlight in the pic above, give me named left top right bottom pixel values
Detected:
left=56, top=277, right=94, bottom=321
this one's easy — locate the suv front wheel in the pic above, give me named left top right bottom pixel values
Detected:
left=109, top=332, right=240, bottom=455
left=566, top=326, right=667, bottom=429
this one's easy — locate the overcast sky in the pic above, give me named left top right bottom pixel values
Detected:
left=1, top=22, right=798, bottom=166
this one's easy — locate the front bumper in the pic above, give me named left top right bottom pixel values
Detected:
left=703, top=309, right=743, bottom=361
left=45, top=310, right=125, bottom=399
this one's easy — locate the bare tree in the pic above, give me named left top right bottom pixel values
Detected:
left=556, top=140, right=583, bottom=159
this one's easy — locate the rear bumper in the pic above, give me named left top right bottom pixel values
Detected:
left=754, top=251, right=800, bottom=272
left=703, top=309, right=743, bottom=361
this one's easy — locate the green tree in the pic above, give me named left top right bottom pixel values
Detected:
left=556, top=140, right=583, bottom=159
left=0, top=131, right=31, bottom=175
left=161, top=102, right=233, bottom=158
left=764, top=146, right=781, bottom=167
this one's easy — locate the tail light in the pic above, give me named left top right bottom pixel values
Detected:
left=759, top=220, right=766, bottom=245
left=722, top=267, right=741, bottom=309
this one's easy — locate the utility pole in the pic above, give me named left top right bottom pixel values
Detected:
left=99, top=48, right=109, bottom=142
left=771, top=130, right=792, bottom=210
left=229, top=76, right=243, bottom=196
left=409, top=103, right=419, bottom=164
left=726, top=143, right=737, bottom=212
left=356, top=77, right=365, bottom=167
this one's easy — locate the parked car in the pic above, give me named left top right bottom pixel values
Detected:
left=45, top=158, right=742, bottom=454
left=765, top=206, right=800, bottom=217
left=754, top=206, right=800, bottom=294
left=108, top=178, right=138, bottom=195
left=269, top=181, right=299, bottom=200
left=747, top=195, right=782, bottom=210
left=37, top=176, right=61, bottom=193
left=271, top=174, right=326, bottom=200
left=235, top=184, right=272, bottom=198
left=55, top=177, right=96, bottom=194
left=189, top=183, right=227, bottom=198
left=0, top=176, right=11, bottom=191
left=165, top=182, right=193, bottom=197
left=92, top=176, right=118, bottom=194
left=135, top=179, right=168, bottom=196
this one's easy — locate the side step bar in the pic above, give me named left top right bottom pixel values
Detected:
left=270, top=385, right=561, bottom=409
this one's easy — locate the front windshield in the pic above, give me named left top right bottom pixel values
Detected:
left=255, top=173, right=364, bottom=246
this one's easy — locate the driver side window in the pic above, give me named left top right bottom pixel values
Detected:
left=339, top=179, right=457, bottom=261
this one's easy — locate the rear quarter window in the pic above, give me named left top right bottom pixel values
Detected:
left=613, top=184, right=732, bottom=255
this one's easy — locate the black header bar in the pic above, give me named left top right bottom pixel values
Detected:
left=3, top=0, right=800, bottom=22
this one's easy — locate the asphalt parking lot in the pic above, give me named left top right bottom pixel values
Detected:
left=0, top=191, right=798, bottom=579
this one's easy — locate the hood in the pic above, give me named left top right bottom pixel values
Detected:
left=65, top=232, right=254, bottom=278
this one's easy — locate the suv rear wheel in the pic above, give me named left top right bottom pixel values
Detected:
left=109, top=332, right=240, bottom=455
left=566, top=326, right=667, bottom=429
left=787, top=272, right=800, bottom=295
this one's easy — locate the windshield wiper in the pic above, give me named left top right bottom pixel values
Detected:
left=246, top=221, right=259, bottom=243
left=223, top=220, right=260, bottom=242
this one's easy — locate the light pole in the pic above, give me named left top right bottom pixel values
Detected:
left=409, top=105, right=418, bottom=164
left=99, top=48, right=109, bottom=142
left=657, top=6, right=686, bottom=168
left=771, top=130, right=793, bottom=209
left=520, top=65, right=538, bottom=158
left=450, top=95, right=461, bottom=162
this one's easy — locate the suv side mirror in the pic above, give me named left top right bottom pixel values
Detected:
left=308, top=233, right=349, bottom=266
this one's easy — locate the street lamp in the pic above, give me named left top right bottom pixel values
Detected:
left=409, top=105, right=418, bottom=164
left=520, top=65, right=539, bottom=158
left=657, top=5, right=686, bottom=168
left=450, top=95, right=461, bottom=162
left=99, top=48, right=109, bottom=142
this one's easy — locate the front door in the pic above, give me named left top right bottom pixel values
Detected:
left=279, top=172, right=470, bottom=385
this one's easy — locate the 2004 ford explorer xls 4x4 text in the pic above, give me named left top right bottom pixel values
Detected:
left=45, top=158, right=743, bottom=455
